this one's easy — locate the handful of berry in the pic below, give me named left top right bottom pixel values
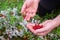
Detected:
left=33, top=24, right=43, bottom=30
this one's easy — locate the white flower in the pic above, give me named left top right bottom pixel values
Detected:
left=0, top=36, right=4, bottom=40
left=7, top=8, right=12, bottom=11
left=11, top=30, right=16, bottom=36
left=12, top=7, right=17, bottom=16
left=1, top=10, right=8, bottom=16
left=31, top=18, right=35, bottom=23
left=19, top=29, right=24, bottom=37
left=15, top=29, right=24, bottom=37
left=23, top=20, right=28, bottom=25
left=48, top=33, right=54, bottom=37
left=19, top=21, right=28, bottom=32
left=39, top=36, right=44, bottom=40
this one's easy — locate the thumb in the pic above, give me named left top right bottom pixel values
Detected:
left=35, top=26, right=48, bottom=33
left=21, top=2, right=27, bottom=13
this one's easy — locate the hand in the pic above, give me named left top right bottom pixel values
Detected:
left=35, top=15, right=60, bottom=36
left=21, top=0, right=39, bottom=20
left=35, top=20, right=60, bottom=36
left=27, top=20, right=52, bottom=35
left=35, top=20, right=53, bottom=36
left=27, top=20, right=59, bottom=36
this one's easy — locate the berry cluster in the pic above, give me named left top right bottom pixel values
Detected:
left=33, top=24, right=43, bottom=30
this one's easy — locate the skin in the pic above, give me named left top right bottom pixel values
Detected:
left=21, top=0, right=60, bottom=36
left=27, top=15, right=60, bottom=36
left=21, top=0, right=40, bottom=20
left=36, top=15, right=60, bottom=36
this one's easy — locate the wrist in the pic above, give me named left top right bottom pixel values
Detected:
left=53, top=15, right=60, bottom=27
left=34, top=0, right=40, bottom=3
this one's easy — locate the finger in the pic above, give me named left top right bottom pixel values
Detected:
left=27, top=23, right=35, bottom=27
left=29, top=10, right=36, bottom=17
left=24, top=13, right=31, bottom=21
left=36, top=31, right=48, bottom=36
left=36, top=28, right=51, bottom=36
left=25, top=8, right=29, bottom=12
left=26, top=7, right=36, bottom=17
left=27, top=26, right=35, bottom=34
left=31, top=12, right=36, bottom=17
left=24, top=15, right=30, bottom=21
left=35, top=26, right=49, bottom=33
left=21, top=2, right=27, bottom=13
left=27, top=23, right=35, bottom=33
left=21, top=12, right=26, bottom=16
left=26, top=8, right=35, bottom=12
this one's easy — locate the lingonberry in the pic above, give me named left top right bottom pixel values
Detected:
left=33, top=24, right=43, bottom=30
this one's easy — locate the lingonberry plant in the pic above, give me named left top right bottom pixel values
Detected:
left=0, top=8, right=42, bottom=40
left=0, top=0, right=60, bottom=40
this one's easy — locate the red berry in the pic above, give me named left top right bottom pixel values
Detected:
left=23, top=15, right=26, bottom=19
left=33, top=24, right=43, bottom=30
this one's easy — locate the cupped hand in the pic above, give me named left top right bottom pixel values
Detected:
left=27, top=20, right=59, bottom=36
left=35, top=20, right=60, bottom=36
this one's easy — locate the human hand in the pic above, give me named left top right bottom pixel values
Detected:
left=35, top=15, right=60, bottom=36
left=27, top=20, right=59, bottom=36
left=35, top=19, right=60, bottom=36
left=21, top=0, right=39, bottom=21
left=26, top=15, right=60, bottom=36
